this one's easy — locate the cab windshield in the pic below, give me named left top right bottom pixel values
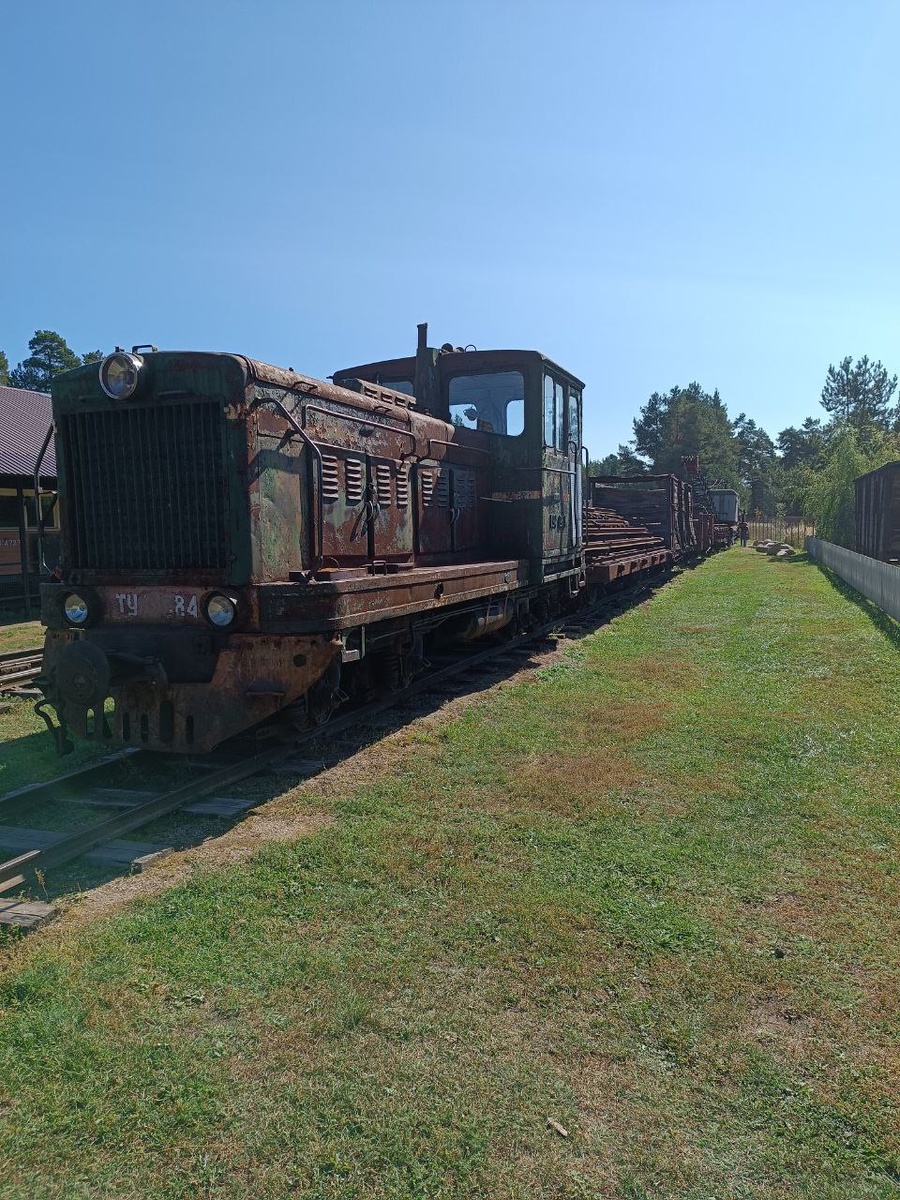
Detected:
left=448, top=371, right=525, bottom=436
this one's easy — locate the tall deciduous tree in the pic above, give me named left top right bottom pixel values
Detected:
left=820, top=355, right=898, bottom=430
left=0, top=350, right=9, bottom=386
left=799, top=422, right=900, bottom=547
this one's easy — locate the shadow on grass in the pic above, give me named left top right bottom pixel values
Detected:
left=0, top=736, right=298, bottom=912
left=0, top=721, right=115, bottom=794
left=758, top=550, right=900, bottom=647
left=810, top=562, right=900, bottom=651
left=0, top=575, right=671, bottom=915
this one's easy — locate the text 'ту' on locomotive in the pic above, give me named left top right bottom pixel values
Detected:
left=35, top=325, right=690, bottom=754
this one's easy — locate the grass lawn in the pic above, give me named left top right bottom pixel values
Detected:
left=0, top=550, right=897, bottom=1199
left=0, top=617, right=42, bottom=654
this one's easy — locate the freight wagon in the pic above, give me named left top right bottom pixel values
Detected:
left=855, top=461, right=900, bottom=563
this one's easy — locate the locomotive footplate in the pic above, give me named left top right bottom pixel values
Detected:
left=263, top=559, right=536, bottom=632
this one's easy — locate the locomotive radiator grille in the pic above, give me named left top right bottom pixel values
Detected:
left=61, top=401, right=231, bottom=571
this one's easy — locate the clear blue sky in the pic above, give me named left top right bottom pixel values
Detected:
left=2, top=0, right=898, bottom=458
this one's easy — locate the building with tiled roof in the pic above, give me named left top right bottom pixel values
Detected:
left=0, top=384, right=58, bottom=607
left=0, top=384, right=56, bottom=481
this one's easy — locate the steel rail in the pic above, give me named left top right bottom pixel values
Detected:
left=0, top=742, right=289, bottom=895
left=0, top=647, right=43, bottom=667
left=0, top=648, right=44, bottom=688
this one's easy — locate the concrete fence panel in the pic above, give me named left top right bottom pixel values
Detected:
left=805, top=537, right=900, bottom=622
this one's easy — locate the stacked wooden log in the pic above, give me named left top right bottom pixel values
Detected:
left=590, top=484, right=675, bottom=546
left=585, top=506, right=672, bottom=561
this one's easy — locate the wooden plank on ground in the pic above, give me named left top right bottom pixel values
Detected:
left=266, top=759, right=326, bottom=778
left=0, top=826, right=171, bottom=868
left=70, top=789, right=258, bottom=818
left=0, top=898, right=59, bottom=929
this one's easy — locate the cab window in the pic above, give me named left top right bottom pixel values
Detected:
left=449, top=371, right=524, bottom=436
left=568, top=388, right=581, bottom=452
left=381, top=378, right=414, bottom=396
left=543, top=375, right=555, bottom=446
left=543, top=374, right=565, bottom=449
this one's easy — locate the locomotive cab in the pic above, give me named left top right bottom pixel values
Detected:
left=333, top=327, right=584, bottom=581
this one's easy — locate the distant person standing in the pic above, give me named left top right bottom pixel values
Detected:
left=738, top=519, right=750, bottom=547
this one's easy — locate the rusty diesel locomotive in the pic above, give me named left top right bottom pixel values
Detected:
left=36, top=326, right=679, bottom=754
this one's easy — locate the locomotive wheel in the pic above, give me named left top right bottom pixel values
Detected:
left=54, top=640, right=111, bottom=712
left=306, top=661, right=345, bottom=726
left=376, top=653, right=404, bottom=692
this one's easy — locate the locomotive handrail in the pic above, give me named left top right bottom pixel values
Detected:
left=302, top=403, right=417, bottom=453
left=251, top=395, right=324, bottom=578
left=33, top=423, right=56, bottom=576
left=361, top=496, right=381, bottom=540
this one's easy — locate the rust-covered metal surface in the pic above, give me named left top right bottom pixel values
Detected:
left=37, top=335, right=699, bottom=756
left=42, top=626, right=339, bottom=752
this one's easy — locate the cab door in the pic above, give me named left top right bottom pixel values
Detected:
left=319, top=447, right=369, bottom=564
left=450, top=466, right=480, bottom=553
left=542, top=375, right=576, bottom=556
left=567, top=385, right=582, bottom=548
left=369, top=454, right=414, bottom=561
left=416, top=461, right=452, bottom=556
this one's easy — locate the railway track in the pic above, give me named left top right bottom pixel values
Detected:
left=0, top=646, right=43, bottom=691
left=0, top=578, right=656, bottom=932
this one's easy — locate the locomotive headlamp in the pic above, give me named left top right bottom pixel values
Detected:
left=205, top=593, right=237, bottom=629
left=63, top=592, right=90, bottom=626
left=99, top=352, right=143, bottom=400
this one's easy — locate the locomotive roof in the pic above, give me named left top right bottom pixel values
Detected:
left=333, top=347, right=585, bottom=390
left=50, top=347, right=586, bottom=404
